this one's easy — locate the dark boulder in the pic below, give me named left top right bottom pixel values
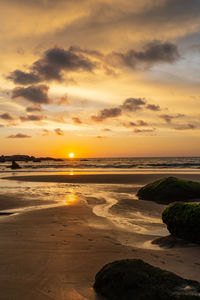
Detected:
left=162, top=202, right=200, bottom=243
left=0, top=155, right=5, bottom=163
left=94, top=259, right=200, bottom=300
left=11, top=161, right=21, bottom=169
left=137, top=177, right=200, bottom=204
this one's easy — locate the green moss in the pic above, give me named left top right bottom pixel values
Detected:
left=137, top=177, right=200, bottom=204
left=162, top=203, right=200, bottom=243
left=94, top=259, right=200, bottom=300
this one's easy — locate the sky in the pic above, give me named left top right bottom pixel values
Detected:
left=0, top=0, right=200, bottom=158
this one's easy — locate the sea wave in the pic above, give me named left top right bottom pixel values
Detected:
left=1, top=158, right=200, bottom=171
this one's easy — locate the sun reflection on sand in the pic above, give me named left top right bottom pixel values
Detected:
left=65, top=187, right=78, bottom=205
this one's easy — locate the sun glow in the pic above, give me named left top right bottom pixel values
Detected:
left=68, top=152, right=74, bottom=158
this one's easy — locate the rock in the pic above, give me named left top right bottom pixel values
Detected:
left=0, top=155, right=5, bottom=163
left=94, top=259, right=200, bottom=300
left=32, top=158, right=42, bottom=163
left=11, top=161, right=21, bottom=169
left=162, top=202, right=200, bottom=244
left=137, top=177, right=200, bottom=204
left=152, top=235, right=196, bottom=248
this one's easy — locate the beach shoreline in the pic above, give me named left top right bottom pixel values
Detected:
left=0, top=173, right=200, bottom=299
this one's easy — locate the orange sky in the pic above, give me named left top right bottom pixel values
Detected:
left=0, top=0, right=200, bottom=157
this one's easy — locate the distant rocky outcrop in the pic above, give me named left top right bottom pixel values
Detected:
left=137, top=177, right=200, bottom=204
left=94, top=259, right=200, bottom=300
left=162, top=202, right=200, bottom=244
left=11, top=161, right=21, bottom=169
left=0, top=155, right=5, bottom=163
left=0, top=155, right=64, bottom=163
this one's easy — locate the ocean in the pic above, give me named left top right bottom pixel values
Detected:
left=1, top=156, right=200, bottom=174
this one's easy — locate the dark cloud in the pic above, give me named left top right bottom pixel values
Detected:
left=69, top=42, right=179, bottom=73
left=134, top=128, right=156, bottom=133
left=123, top=120, right=149, bottom=127
left=160, top=113, right=184, bottom=123
left=20, top=114, right=45, bottom=122
left=91, top=107, right=122, bottom=122
left=69, top=46, right=104, bottom=60
left=120, top=98, right=146, bottom=111
left=26, top=105, right=42, bottom=112
left=91, top=97, right=159, bottom=122
left=134, top=41, right=179, bottom=63
left=108, top=41, right=179, bottom=69
left=7, top=70, right=41, bottom=85
left=8, top=47, right=97, bottom=85
left=173, top=124, right=196, bottom=130
left=0, top=112, right=14, bottom=120
left=72, top=117, right=82, bottom=124
left=7, top=41, right=179, bottom=87
left=32, top=47, right=97, bottom=81
left=7, top=133, right=31, bottom=138
left=146, top=104, right=161, bottom=111
left=143, top=0, right=200, bottom=23
left=12, top=85, right=50, bottom=104
left=54, top=128, right=64, bottom=136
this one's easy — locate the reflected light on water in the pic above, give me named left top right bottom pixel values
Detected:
left=65, top=187, right=77, bottom=205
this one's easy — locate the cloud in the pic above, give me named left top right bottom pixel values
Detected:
left=143, top=0, right=200, bottom=24
left=91, top=97, right=149, bottom=122
left=160, top=113, right=184, bottom=123
left=33, top=47, right=96, bottom=81
left=107, top=41, right=179, bottom=69
left=137, top=120, right=149, bottom=126
left=120, top=98, right=146, bottom=111
left=54, top=128, right=64, bottom=136
left=123, top=120, right=149, bottom=127
left=7, top=133, right=31, bottom=138
left=58, top=94, right=70, bottom=105
left=102, top=128, right=111, bottom=132
left=65, top=42, right=179, bottom=73
left=26, top=105, right=42, bottom=112
left=7, top=70, right=41, bottom=85
left=8, top=47, right=97, bottom=85
left=42, top=129, right=50, bottom=136
left=146, top=104, right=161, bottom=111
left=7, top=41, right=179, bottom=87
left=91, top=107, right=122, bottom=122
left=173, top=124, right=196, bottom=130
left=134, top=128, right=156, bottom=133
left=20, top=114, right=45, bottom=122
left=123, top=121, right=136, bottom=127
left=72, top=117, right=82, bottom=124
left=95, top=135, right=105, bottom=139
left=12, top=85, right=50, bottom=104
left=0, top=112, right=14, bottom=120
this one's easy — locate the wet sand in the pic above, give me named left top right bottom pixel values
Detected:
left=3, top=172, right=200, bottom=184
left=0, top=173, right=200, bottom=299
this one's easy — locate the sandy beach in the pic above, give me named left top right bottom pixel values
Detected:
left=0, top=173, right=200, bottom=299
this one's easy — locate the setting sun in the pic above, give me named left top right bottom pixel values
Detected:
left=68, top=153, right=75, bottom=158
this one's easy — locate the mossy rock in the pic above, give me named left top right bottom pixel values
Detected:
left=94, top=259, right=200, bottom=300
left=162, top=202, right=200, bottom=243
left=137, top=177, right=200, bottom=204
